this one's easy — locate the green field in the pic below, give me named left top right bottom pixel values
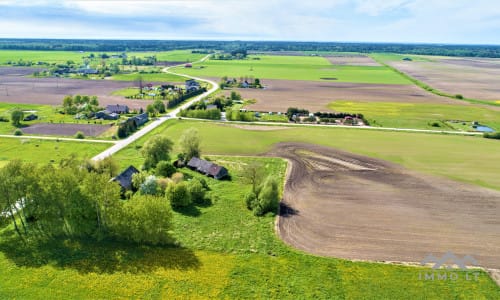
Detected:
left=1, top=155, right=498, bottom=299
left=0, top=49, right=205, bottom=67
left=0, top=137, right=109, bottom=167
left=111, top=72, right=187, bottom=83
left=0, top=50, right=86, bottom=65
left=172, top=55, right=411, bottom=84
left=114, top=120, right=500, bottom=190
left=329, top=101, right=500, bottom=130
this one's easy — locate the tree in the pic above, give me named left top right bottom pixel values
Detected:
left=166, top=182, right=191, bottom=208
left=254, top=177, right=279, bottom=216
left=141, top=135, right=173, bottom=170
left=88, top=156, right=119, bottom=177
left=139, top=175, right=159, bottom=195
left=111, top=194, right=173, bottom=245
left=156, top=160, right=176, bottom=177
left=243, top=161, right=264, bottom=194
left=153, top=99, right=166, bottom=113
left=62, top=95, right=74, bottom=114
left=179, top=128, right=201, bottom=162
left=11, top=109, right=24, bottom=127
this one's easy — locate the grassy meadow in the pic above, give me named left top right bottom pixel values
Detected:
left=1, top=155, right=498, bottom=299
left=0, top=137, right=109, bottom=167
left=111, top=72, right=187, bottom=83
left=114, top=120, right=500, bottom=190
left=172, top=55, right=411, bottom=84
left=328, top=101, right=500, bottom=131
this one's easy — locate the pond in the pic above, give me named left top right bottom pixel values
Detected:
left=474, top=125, right=495, bottom=132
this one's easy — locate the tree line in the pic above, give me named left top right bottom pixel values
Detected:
left=1, top=39, right=500, bottom=58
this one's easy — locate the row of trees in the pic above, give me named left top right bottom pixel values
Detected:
left=179, top=108, right=221, bottom=120
left=62, top=94, right=100, bottom=115
left=0, top=158, right=173, bottom=245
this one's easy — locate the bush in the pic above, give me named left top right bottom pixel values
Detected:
left=245, top=176, right=280, bottom=216
left=430, top=122, right=441, bottom=127
left=156, top=161, right=176, bottom=177
left=0, top=116, right=9, bottom=122
left=75, top=131, right=85, bottom=139
left=455, top=94, right=464, bottom=99
left=13, top=129, right=23, bottom=136
left=188, top=179, right=206, bottom=204
left=166, top=182, right=192, bottom=208
left=484, top=132, right=500, bottom=139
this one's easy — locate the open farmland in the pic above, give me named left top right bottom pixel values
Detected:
left=2, top=155, right=497, bottom=298
left=328, top=101, right=500, bottom=130
left=0, top=69, right=151, bottom=110
left=21, top=123, right=112, bottom=136
left=268, top=142, right=500, bottom=268
left=222, top=78, right=456, bottom=113
left=114, top=120, right=500, bottom=191
left=377, top=54, right=500, bottom=101
left=173, top=55, right=411, bottom=84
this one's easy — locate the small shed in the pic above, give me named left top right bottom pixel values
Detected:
left=112, top=165, right=140, bottom=190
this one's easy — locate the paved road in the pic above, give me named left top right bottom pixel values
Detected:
left=0, top=134, right=117, bottom=143
left=91, top=55, right=218, bottom=161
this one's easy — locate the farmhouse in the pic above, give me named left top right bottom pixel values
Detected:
left=187, top=157, right=228, bottom=180
left=106, top=104, right=129, bottom=114
left=129, top=112, right=149, bottom=127
left=112, top=165, right=140, bottom=190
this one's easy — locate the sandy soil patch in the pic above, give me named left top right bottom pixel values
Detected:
left=266, top=142, right=500, bottom=269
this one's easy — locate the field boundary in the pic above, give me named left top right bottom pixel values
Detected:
left=0, top=134, right=116, bottom=143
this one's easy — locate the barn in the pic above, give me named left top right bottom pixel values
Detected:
left=187, top=157, right=228, bottom=180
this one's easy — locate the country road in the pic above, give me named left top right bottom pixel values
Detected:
left=91, top=55, right=218, bottom=161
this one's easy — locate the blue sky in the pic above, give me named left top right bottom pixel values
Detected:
left=0, top=0, right=499, bottom=44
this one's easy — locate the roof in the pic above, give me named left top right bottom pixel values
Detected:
left=130, top=112, right=149, bottom=126
left=113, top=165, right=140, bottom=190
left=187, top=157, right=228, bottom=179
left=106, top=104, right=129, bottom=114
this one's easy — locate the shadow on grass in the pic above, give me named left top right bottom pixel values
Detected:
left=0, top=231, right=200, bottom=275
left=173, top=204, right=201, bottom=217
left=279, top=202, right=299, bottom=218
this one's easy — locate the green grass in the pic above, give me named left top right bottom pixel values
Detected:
left=172, top=55, right=411, bottom=84
left=110, top=87, right=141, bottom=97
left=1, top=155, right=498, bottom=299
left=0, top=50, right=86, bottom=65
left=0, top=102, right=116, bottom=135
left=0, top=137, right=109, bottom=167
left=111, top=72, right=187, bottom=82
left=260, top=113, right=289, bottom=122
left=114, top=120, right=500, bottom=190
left=328, top=101, right=500, bottom=130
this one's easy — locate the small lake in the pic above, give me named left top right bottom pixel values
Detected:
left=474, top=125, right=495, bottom=132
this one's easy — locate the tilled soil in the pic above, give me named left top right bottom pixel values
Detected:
left=388, top=57, right=500, bottom=101
left=21, top=123, right=111, bottom=136
left=0, top=70, right=164, bottom=110
left=218, top=79, right=460, bottom=113
left=266, top=142, right=500, bottom=268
